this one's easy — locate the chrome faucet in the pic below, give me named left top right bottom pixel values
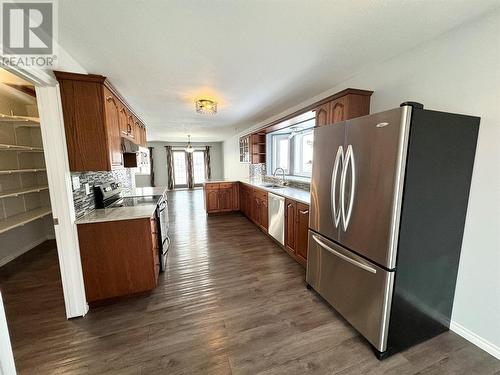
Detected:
left=273, top=167, right=287, bottom=186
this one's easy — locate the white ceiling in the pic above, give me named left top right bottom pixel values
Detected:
left=58, top=0, right=498, bottom=142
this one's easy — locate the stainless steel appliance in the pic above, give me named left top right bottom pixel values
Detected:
left=94, top=182, right=170, bottom=272
left=156, top=197, right=170, bottom=271
left=307, top=102, right=480, bottom=358
left=268, top=193, right=285, bottom=245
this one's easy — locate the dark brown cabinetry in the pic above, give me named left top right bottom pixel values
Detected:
left=205, top=182, right=307, bottom=265
left=77, top=217, right=159, bottom=304
left=54, top=71, right=148, bottom=172
left=296, top=202, right=309, bottom=264
left=285, top=199, right=297, bottom=253
left=285, top=199, right=309, bottom=266
left=204, top=182, right=239, bottom=214
left=252, top=188, right=268, bottom=232
left=251, top=132, right=266, bottom=164
left=239, top=132, right=266, bottom=165
left=314, top=88, right=372, bottom=127
left=103, top=86, right=123, bottom=167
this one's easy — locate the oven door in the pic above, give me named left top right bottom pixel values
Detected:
left=157, top=198, right=170, bottom=271
left=158, top=199, right=169, bottom=244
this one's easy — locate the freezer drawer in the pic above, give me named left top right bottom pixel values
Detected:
left=306, top=230, right=394, bottom=351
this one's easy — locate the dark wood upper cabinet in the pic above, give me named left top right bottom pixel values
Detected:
left=54, top=71, right=148, bottom=172
left=103, top=87, right=123, bottom=167
left=118, top=104, right=129, bottom=137
left=251, top=132, right=266, bottom=164
left=314, top=88, right=372, bottom=127
left=315, top=103, right=330, bottom=127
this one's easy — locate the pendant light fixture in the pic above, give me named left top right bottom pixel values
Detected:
left=184, top=135, right=195, bottom=153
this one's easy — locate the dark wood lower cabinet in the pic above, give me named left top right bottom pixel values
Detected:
left=77, top=217, right=159, bottom=304
left=296, top=202, right=310, bottom=264
left=205, top=182, right=308, bottom=265
left=285, top=199, right=309, bottom=266
left=285, top=199, right=297, bottom=253
left=204, top=182, right=239, bottom=214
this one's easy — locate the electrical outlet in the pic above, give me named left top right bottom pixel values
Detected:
left=72, top=176, right=80, bottom=190
left=85, top=183, right=91, bottom=195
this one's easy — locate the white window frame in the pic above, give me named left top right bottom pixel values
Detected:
left=271, top=134, right=290, bottom=175
left=268, top=119, right=314, bottom=179
left=293, top=129, right=314, bottom=178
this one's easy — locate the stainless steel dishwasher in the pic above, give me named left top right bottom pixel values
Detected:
left=268, top=192, right=285, bottom=245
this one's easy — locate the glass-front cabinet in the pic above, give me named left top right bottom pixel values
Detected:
left=239, top=135, right=250, bottom=163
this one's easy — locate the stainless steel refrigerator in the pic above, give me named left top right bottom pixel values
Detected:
left=307, top=102, right=479, bottom=358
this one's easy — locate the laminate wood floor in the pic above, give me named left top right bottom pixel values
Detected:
left=0, top=189, right=498, bottom=374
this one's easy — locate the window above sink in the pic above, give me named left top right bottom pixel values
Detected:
left=266, top=113, right=315, bottom=180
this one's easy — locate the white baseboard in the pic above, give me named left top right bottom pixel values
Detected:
left=0, top=235, right=55, bottom=267
left=450, top=320, right=500, bottom=360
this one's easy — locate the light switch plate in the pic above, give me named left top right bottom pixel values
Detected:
left=72, top=176, right=80, bottom=190
left=85, top=183, right=91, bottom=195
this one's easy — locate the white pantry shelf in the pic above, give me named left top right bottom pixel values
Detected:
left=0, top=168, right=46, bottom=175
left=0, top=143, right=44, bottom=152
left=0, top=113, right=40, bottom=125
left=0, top=185, right=49, bottom=199
left=0, top=207, right=52, bottom=235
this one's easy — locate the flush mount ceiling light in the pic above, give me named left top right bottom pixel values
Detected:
left=195, top=98, right=217, bottom=115
left=184, top=135, right=195, bottom=153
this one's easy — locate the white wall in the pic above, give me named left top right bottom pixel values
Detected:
left=141, top=141, right=224, bottom=188
left=223, top=10, right=500, bottom=357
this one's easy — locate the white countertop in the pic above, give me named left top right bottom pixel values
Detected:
left=75, top=204, right=157, bottom=224
left=75, top=186, right=167, bottom=225
left=205, top=178, right=310, bottom=205
left=125, top=186, right=167, bottom=198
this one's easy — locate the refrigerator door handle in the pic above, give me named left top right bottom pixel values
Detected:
left=340, top=144, right=356, bottom=231
left=311, top=234, right=377, bottom=274
left=331, top=145, right=344, bottom=228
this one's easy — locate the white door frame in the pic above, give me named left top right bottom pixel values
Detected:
left=3, top=66, right=88, bottom=319
left=36, top=84, right=88, bottom=318
left=0, top=292, right=16, bottom=375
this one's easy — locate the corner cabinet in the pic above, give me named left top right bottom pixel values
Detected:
left=54, top=71, right=148, bottom=172
left=204, top=182, right=239, bottom=214
left=314, top=88, right=373, bottom=127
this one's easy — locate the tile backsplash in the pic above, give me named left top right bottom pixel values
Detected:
left=71, top=169, right=134, bottom=218
left=249, top=163, right=266, bottom=178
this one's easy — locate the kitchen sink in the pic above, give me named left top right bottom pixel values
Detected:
left=259, top=184, right=283, bottom=189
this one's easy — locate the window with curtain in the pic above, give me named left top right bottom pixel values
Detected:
left=193, top=151, right=205, bottom=185
left=172, top=150, right=187, bottom=187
